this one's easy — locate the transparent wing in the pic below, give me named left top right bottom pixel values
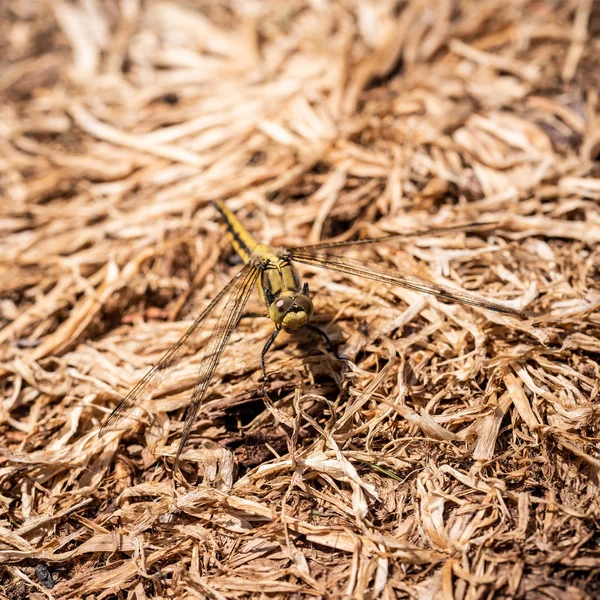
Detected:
left=99, top=262, right=259, bottom=442
left=288, top=221, right=498, bottom=252
left=174, top=263, right=259, bottom=459
left=288, top=250, right=526, bottom=317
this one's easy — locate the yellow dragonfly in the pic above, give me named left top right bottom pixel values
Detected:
left=100, top=200, right=526, bottom=459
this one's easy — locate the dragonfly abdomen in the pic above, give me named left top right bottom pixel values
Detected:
left=212, top=199, right=258, bottom=263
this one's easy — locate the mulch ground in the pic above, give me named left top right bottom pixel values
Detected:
left=1, top=1, right=600, bottom=598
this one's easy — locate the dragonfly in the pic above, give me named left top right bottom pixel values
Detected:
left=100, top=200, right=526, bottom=460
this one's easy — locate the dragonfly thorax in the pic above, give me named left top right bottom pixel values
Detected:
left=269, top=292, right=314, bottom=333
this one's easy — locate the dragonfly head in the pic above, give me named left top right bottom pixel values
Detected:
left=269, top=293, right=314, bottom=333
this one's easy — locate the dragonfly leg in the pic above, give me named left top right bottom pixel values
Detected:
left=237, top=311, right=268, bottom=326
left=260, top=327, right=281, bottom=395
left=306, top=324, right=343, bottom=359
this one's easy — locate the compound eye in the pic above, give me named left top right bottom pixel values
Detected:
left=273, top=297, right=293, bottom=315
left=295, top=295, right=313, bottom=315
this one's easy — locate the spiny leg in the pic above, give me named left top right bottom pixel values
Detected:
left=261, top=327, right=281, bottom=396
left=306, top=323, right=342, bottom=359
left=236, top=311, right=268, bottom=327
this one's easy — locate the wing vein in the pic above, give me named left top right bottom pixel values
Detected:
left=287, top=221, right=498, bottom=252
left=99, top=262, right=258, bottom=438
left=289, top=251, right=525, bottom=317
left=174, top=262, right=260, bottom=459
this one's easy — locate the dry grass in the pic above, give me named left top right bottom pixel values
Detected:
left=1, top=0, right=600, bottom=598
